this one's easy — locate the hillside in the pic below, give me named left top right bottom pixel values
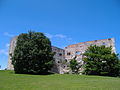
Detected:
left=0, top=70, right=120, bottom=90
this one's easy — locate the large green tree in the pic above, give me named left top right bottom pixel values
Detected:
left=83, top=45, right=120, bottom=77
left=11, top=31, right=54, bottom=74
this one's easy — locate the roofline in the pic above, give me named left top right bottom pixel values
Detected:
left=66, top=38, right=115, bottom=47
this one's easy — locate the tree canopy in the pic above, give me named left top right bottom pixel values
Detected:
left=70, top=57, right=79, bottom=74
left=83, top=45, right=120, bottom=77
left=11, top=31, right=54, bottom=74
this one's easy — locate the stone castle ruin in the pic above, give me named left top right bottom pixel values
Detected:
left=7, top=37, right=116, bottom=74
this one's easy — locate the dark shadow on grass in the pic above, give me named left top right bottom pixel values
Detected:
left=6, top=69, right=56, bottom=75
left=84, top=74, right=120, bottom=78
left=12, top=71, right=56, bottom=76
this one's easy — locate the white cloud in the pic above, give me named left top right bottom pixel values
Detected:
left=45, top=33, right=67, bottom=39
left=0, top=49, right=8, bottom=56
left=45, top=33, right=75, bottom=43
left=6, top=43, right=10, bottom=48
left=3, top=32, right=14, bottom=37
left=45, top=33, right=76, bottom=48
left=67, top=38, right=72, bottom=41
left=54, top=34, right=67, bottom=38
left=45, top=33, right=53, bottom=39
left=0, top=43, right=10, bottom=56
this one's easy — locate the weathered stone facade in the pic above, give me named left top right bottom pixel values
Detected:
left=7, top=36, right=17, bottom=70
left=7, top=37, right=116, bottom=74
left=51, top=46, right=65, bottom=74
left=64, top=38, right=116, bottom=73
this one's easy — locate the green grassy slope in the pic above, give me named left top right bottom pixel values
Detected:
left=0, top=70, right=120, bottom=90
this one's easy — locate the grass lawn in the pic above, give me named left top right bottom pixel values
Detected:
left=0, top=70, right=120, bottom=90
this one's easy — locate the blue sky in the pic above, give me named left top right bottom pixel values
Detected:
left=0, top=0, right=120, bottom=69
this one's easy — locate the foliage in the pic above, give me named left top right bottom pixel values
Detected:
left=11, top=31, right=54, bottom=74
left=70, top=57, right=79, bottom=74
left=83, top=45, right=120, bottom=77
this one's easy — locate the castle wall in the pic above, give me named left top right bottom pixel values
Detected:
left=7, top=37, right=17, bottom=70
left=51, top=46, right=65, bottom=74
left=64, top=38, right=116, bottom=72
left=7, top=37, right=116, bottom=74
left=65, top=38, right=115, bottom=60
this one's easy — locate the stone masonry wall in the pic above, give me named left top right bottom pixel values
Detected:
left=64, top=38, right=116, bottom=73
left=51, top=46, right=65, bottom=74
left=7, top=37, right=17, bottom=70
left=7, top=37, right=116, bottom=74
